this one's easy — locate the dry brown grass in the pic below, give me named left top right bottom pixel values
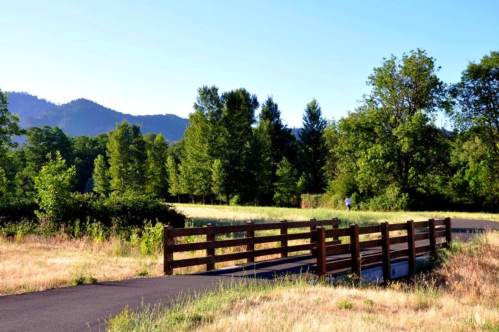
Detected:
left=193, top=285, right=499, bottom=332
left=439, top=231, right=499, bottom=305
left=0, top=234, right=163, bottom=295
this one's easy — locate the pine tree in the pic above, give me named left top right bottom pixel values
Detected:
left=299, top=99, right=327, bottom=194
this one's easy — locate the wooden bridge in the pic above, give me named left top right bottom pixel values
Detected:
left=164, top=217, right=452, bottom=282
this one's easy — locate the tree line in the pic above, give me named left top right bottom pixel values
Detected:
left=0, top=49, right=498, bottom=222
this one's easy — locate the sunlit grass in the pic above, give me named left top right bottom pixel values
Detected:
left=174, top=204, right=499, bottom=226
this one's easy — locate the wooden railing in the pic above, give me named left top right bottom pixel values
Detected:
left=163, top=218, right=341, bottom=275
left=313, top=218, right=452, bottom=281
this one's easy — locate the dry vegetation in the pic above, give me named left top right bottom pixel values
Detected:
left=0, top=234, right=163, bottom=295
left=108, top=231, right=499, bottom=332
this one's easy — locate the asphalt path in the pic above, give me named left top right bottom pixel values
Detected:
left=0, top=218, right=497, bottom=332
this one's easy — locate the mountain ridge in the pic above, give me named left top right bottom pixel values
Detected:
left=7, top=92, right=189, bottom=142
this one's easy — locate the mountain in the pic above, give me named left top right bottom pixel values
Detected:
left=7, top=92, right=189, bottom=142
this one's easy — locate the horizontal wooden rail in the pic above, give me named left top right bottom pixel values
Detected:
left=314, top=218, right=452, bottom=282
left=164, top=218, right=341, bottom=274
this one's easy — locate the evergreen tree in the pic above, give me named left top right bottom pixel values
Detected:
left=257, top=97, right=298, bottom=202
left=298, top=99, right=327, bottom=194
left=92, top=154, right=110, bottom=196
left=273, top=157, right=299, bottom=207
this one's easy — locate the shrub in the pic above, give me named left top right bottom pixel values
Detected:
left=0, top=198, right=38, bottom=226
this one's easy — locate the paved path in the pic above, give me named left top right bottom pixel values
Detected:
left=1, top=218, right=497, bottom=332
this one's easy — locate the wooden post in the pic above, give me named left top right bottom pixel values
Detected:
left=280, top=220, right=288, bottom=258
left=163, top=225, right=174, bottom=275
left=246, top=221, right=255, bottom=263
left=206, top=223, right=215, bottom=271
left=444, top=217, right=452, bottom=247
left=332, top=217, right=339, bottom=242
left=310, top=218, right=317, bottom=254
left=380, top=221, right=391, bottom=283
left=316, top=226, right=327, bottom=277
left=407, top=219, right=416, bottom=276
left=429, top=218, right=437, bottom=259
left=350, top=224, right=361, bottom=277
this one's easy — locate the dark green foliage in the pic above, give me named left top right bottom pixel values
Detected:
left=450, top=51, right=499, bottom=210
left=273, top=157, right=299, bottom=207
left=298, top=99, right=327, bottom=194
left=217, top=89, right=259, bottom=203
left=25, top=126, right=73, bottom=171
left=72, top=134, right=108, bottom=192
left=63, top=193, right=185, bottom=229
left=0, top=198, right=38, bottom=226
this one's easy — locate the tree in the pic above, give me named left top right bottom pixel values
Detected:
left=107, top=120, right=147, bottom=195
left=257, top=97, right=298, bottom=203
left=298, top=99, right=327, bottom=194
left=0, top=89, right=23, bottom=200
left=273, top=157, right=299, bottom=207
left=211, top=159, right=227, bottom=204
left=167, top=155, right=182, bottom=202
left=451, top=51, right=499, bottom=208
left=92, top=154, right=111, bottom=196
left=146, top=134, right=169, bottom=198
left=72, top=134, right=108, bottom=192
left=25, top=126, right=73, bottom=171
left=181, top=109, right=212, bottom=201
left=217, top=89, right=259, bottom=203
left=34, top=152, right=76, bottom=222
left=329, top=49, right=450, bottom=209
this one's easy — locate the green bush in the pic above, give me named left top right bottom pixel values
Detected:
left=0, top=198, right=38, bottom=226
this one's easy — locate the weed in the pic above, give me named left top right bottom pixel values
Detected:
left=337, top=299, right=354, bottom=310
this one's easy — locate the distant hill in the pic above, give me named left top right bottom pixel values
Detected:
left=7, top=92, right=189, bottom=142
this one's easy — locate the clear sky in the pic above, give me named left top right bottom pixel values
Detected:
left=1, top=0, right=498, bottom=128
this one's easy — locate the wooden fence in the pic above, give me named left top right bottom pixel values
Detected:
left=313, top=218, right=452, bottom=281
left=163, top=218, right=341, bottom=275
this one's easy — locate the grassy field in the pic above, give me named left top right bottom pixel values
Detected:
left=2, top=205, right=498, bottom=296
left=108, top=231, right=499, bottom=332
left=174, top=204, right=499, bottom=226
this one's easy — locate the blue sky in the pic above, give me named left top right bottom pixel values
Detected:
left=1, top=0, right=498, bottom=127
